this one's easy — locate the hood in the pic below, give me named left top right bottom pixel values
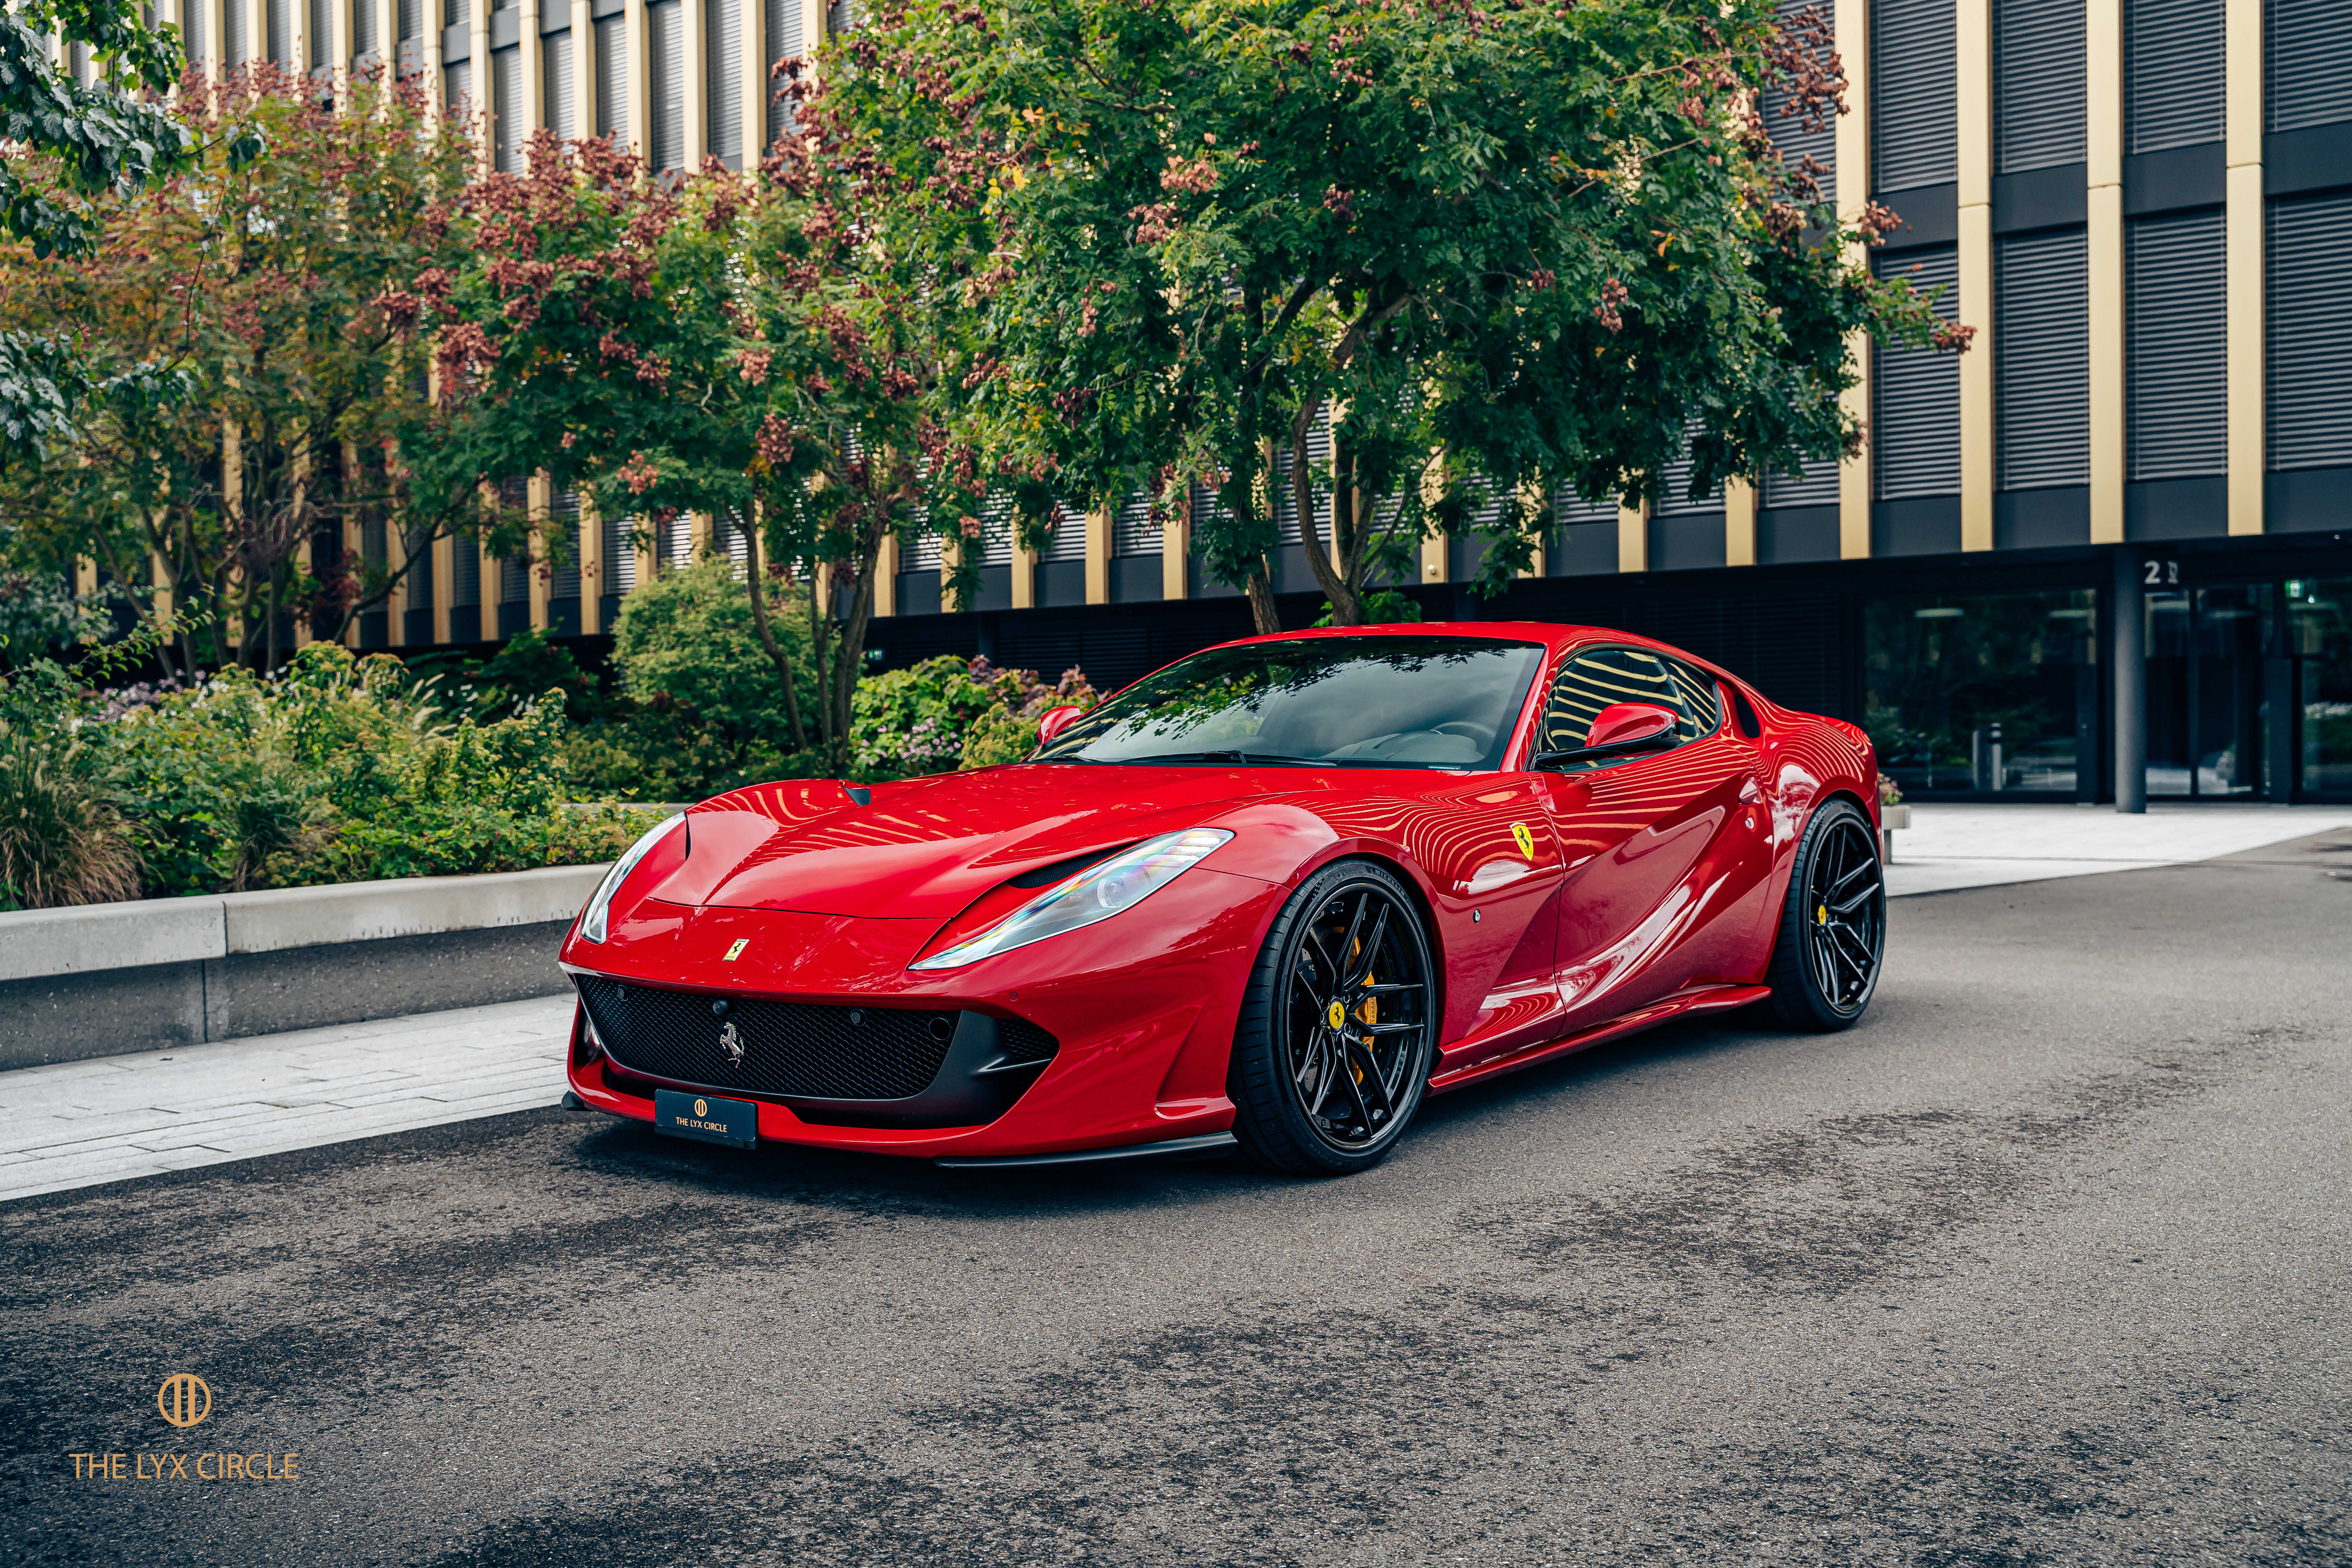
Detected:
left=642, top=765, right=1342, bottom=919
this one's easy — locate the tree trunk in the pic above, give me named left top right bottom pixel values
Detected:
left=741, top=514, right=807, bottom=751
left=1243, top=561, right=1281, bottom=636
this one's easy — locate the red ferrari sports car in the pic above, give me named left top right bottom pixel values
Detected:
left=560, top=622, right=1885, bottom=1175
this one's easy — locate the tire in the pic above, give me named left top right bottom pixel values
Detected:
left=1763, top=797, right=1887, bottom=1031
left=1228, top=859, right=1439, bottom=1177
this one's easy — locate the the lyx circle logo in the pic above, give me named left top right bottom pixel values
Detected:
left=157, top=1373, right=211, bottom=1428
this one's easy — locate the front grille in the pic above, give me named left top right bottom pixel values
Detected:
left=576, top=975, right=957, bottom=1101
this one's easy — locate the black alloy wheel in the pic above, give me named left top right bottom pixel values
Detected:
left=1764, top=798, right=1886, bottom=1031
left=1229, top=860, right=1438, bottom=1176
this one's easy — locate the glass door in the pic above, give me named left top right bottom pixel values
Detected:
left=2289, top=579, right=2352, bottom=798
left=2146, top=585, right=2272, bottom=798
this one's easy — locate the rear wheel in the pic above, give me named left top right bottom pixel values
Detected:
left=1764, top=798, right=1886, bottom=1030
left=1229, top=860, right=1437, bottom=1176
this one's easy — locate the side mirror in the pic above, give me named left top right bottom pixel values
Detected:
left=1034, top=704, right=1087, bottom=745
left=1585, top=702, right=1679, bottom=750
left=1530, top=701, right=1680, bottom=770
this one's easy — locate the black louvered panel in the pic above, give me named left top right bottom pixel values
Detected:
left=308, top=0, right=330, bottom=69
left=399, top=0, right=422, bottom=42
left=1873, top=0, right=1957, bottom=191
left=226, top=0, right=248, bottom=63
left=445, top=57, right=471, bottom=116
left=1874, top=246, right=1961, bottom=498
left=595, top=13, right=629, bottom=138
left=541, top=29, right=574, bottom=137
left=765, top=0, right=802, bottom=144
left=1554, top=486, right=1616, bottom=526
left=1997, top=228, right=2089, bottom=489
left=492, top=44, right=523, bottom=172
left=1655, top=429, right=1721, bottom=517
left=975, top=489, right=1016, bottom=566
left=552, top=490, right=584, bottom=597
left=2267, top=0, right=2352, bottom=133
left=1764, top=461, right=1841, bottom=507
left=903, top=524, right=942, bottom=571
left=2126, top=210, right=2225, bottom=480
left=1113, top=490, right=1161, bottom=556
left=1271, top=414, right=1334, bottom=547
left=350, top=0, right=374, bottom=59
left=1039, top=505, right=1087, bottom=563
left=1997, top=0, right=2086, bottom=171
left=648, top=0, right=685, bottom=172
left=706, top=0, right=741, bottom=168
left=576, top=975, right=968, bottom=1102
left=268, top=0, right=291, bottom=65
left=2267, top=191, right=2352, bottom=472
left=2127, top=0, right=2221, bottom=152
left=1765, top=0, right=1838, bottom=202
left=451, top=533, right=482, bottom=608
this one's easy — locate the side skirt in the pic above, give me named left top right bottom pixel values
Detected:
left=1424, top=984, right=1773, bottom=1097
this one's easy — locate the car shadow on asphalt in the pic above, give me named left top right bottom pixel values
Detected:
left=555, top=1000, right=1867, bottom=1216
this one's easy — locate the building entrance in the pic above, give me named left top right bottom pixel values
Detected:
left=2144, top=584, right=2269, bottom=797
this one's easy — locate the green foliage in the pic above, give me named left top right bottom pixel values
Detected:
left=849, top=654, right=1097, bottom=776
left=592, top=560, right=821, bottom=798
left=0, top=729, right=140, bottom=908
left=0, top=637, right=653, bottom=908
left=852, top=0, right=1950, bottom=628
left=1314, top=591, right=1422, bottom=628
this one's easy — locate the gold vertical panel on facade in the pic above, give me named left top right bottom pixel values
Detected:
left=2086, top=0, right=2125, bottom=543
left=576, top=494, right=602, bottom=633
left=872, top=531, right=896, bottom=617
left=1956, top=0, right=1994, bottom=551
left=2223, top=0, right=2262, bottom=535
left=1010, top=538, right=1036, bottom=609
left=1161, top=497, right=1188, bottom=601
left=1615, top=503, right=1645, bottom=574
left=1722, top=475, right=1757, bottom=568
left=528, top=473, right=552, bottom=631
left=1835, top=0, right=1872, bottom=559
left=1084, top=505, right=1111, bottom=605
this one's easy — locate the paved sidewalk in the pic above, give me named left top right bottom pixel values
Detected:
left=0, top=994, right=573, bottom=1204
left=6, top=803, right=2347, bottom=1205
left=1882, top=801, right=2352, bottom=895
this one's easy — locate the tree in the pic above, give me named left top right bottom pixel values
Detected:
left=860, top=0, right=1956, bottom=632
left=411, top=57, right=993, bottom=773
left=0, top=0, right=201, bottom=461
left=0, top=66, right=481, bottom=674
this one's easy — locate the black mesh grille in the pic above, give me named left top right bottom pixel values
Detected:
left=996, top=1016, right=1058, bottom=1067
left=576, top=975, right=958, bottom=1101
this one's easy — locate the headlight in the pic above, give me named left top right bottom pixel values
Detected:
left=578, top=811, right=688, bottom=944
left=909, top=828, right=1234, bottom=971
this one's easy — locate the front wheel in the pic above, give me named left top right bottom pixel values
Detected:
left=1764, top=798, right=1886, bottom=1031
left=1228, top=860, right=1438, bottom=1176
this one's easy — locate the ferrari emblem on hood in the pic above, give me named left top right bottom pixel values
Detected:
left=1510, top=822, right=1536, bottom=861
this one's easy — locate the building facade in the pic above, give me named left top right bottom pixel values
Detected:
left=105, top=0, right=2352, bottom=802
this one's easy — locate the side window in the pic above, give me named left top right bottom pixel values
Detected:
left=1663, top=659, right=1724, bottom=741
left=1539, top=647, right=1692, bottom=767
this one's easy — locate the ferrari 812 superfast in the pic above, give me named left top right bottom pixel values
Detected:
left=560, top=623, right=1886, bottom=1175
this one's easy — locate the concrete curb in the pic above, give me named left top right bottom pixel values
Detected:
left=0, top=865, right=610, bottom=1071
left=0, top=864, right=610, bottom=984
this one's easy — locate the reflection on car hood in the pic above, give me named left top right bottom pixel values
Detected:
left=641, top=764, right=1350, bottom=918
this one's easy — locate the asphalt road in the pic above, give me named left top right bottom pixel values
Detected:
left=6, top=840, right=2350, bottom=1568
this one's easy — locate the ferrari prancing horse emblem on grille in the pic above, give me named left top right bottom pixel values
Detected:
left=718, top=1021, right=746, bottom=1066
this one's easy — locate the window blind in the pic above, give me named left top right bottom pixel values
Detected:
left=551, top=493, right=583, bottom=599
left=1114, top=491, right=1162, bottom=556
left=2127, top=0, right=2220, bottom=152
left=1996, top=0, right=2086, bottom=171
left=2267, top=0, right=2352, bottom=134
left=226, top=0, right=248, bottom=64
left=268, top=0, right=292, bottom=66
left=2267, top=191, right=2352, bottom=471
left=1874, top=246, right=1962, bottom=497
left=1764, top=460, right=1841, bottom=508
left=307, top=0, right=330, bottom=69
left=765, top=0, right=802, bottom=146
left=2126, top=209, right=2225, bottom=480
left=399, top=0, right=421, bottom=41
left=1764, top=0, right=1836, bottom=203
left=407, top=537, right=434, bottom=609
left=492, top=44, right=522, bottom=171
left=648, top=0, right=684, bottom=172
left=1654, top=436, right=1723, bottom=518
left=541, top=29, right=572, bottom=136
left=1554, top=487, right=1616, bottom=526
left=350, top=0, right=374, bottom=60
left=451, top=536, right=481, bottom=607
left=1039, top=506, right=1087, bottom=563
left=706, top=0, right=740, bottom=168
left=1996, top=228, right=2090, bottom=489
left=1270, top=416, right=1333, bottom=547
left=1872, top=0, right=1957, bottom=191
left=904, top=527, right=942, bottom=572
left=594, top=15, right=627, bottom=138
left=445, top=56, right=471, bottom=117
left=602, top=511, right=638, bottom=594
left=184, top=0, right=206, bottom=66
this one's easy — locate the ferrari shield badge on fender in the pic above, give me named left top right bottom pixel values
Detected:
left=723, top=938, right=750, bottom=962
left=1510, top=822, right=1536, bottom=861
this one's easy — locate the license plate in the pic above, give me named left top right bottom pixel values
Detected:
left=653, top=1089, right=758, bottom=1149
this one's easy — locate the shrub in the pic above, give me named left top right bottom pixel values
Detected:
left=0, top=731, right=141, bottom=909
left=849, top=655, right=1098, bottom=777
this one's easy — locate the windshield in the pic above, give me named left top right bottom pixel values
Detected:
left=1031, top=635, right=1546, bottom=771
